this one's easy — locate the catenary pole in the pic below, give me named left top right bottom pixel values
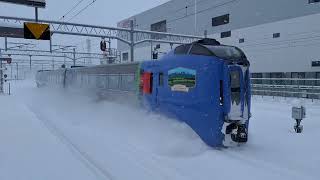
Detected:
left=130, top=20, right=134, bottom=62
left=73, top=48, right=76, bottom=66
left=0, top=49, right=3, bottom=93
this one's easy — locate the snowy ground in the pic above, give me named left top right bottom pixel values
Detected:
left=1, top=80, right=320, bottom=180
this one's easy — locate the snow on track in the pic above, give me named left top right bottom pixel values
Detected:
left=1, top=80, right=320, bottom=180
left=0, top=94, right=100, bottom=180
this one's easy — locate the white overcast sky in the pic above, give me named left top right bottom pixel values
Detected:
left=0, top=0, right=170, bottom=54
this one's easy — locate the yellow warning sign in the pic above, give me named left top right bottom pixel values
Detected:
left=24, top=22, right=50, bottom=40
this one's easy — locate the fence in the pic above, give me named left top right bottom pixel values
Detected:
left=251, top=78, right=320, bottom=100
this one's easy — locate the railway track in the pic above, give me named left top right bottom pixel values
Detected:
left=26, top=104, right=115, bottom=180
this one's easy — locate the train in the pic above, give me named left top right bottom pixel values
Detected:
left=36, top=38, right=251, bottom=147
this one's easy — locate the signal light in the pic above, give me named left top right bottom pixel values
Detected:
left=100, top=40, right=107, bottom=51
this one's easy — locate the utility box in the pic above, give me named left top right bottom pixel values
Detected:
left=292, top=106, right=306, bottom=133
left=292, top=106, right=306, bottom=120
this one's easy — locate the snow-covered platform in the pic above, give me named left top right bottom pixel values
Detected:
left=1, top=80, right=319, bottom=180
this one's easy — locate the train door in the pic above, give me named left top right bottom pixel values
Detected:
left=228, top=65, right=250, bottom=122
left=141, top=71, right=158, bottom=109
left=155, top=71, right=164, bottom=107
left=223, top=65, right=249, bottom=144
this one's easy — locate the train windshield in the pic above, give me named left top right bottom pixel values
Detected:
left=207, top=46, right=246, bottom=60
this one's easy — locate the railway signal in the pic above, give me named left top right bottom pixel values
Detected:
left=100, top=39, right=107, bottom=51
left=152, top=44, right=160, bottom=60
left=1, top=58, right=12, bottom=91
left=0, top=57, right=12, bottom=64
left=6, top=58, right=12, bottom=64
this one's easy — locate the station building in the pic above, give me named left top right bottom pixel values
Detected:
left=117, top=0, right=320, bottom=81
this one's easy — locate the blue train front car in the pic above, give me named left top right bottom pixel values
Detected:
left=140, top=39, right=251, bottom=147
left=35, top=38, right=251, bottom=148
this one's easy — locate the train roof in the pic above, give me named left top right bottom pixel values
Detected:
left=169, top=38, right=249, bottom=66
left=195, top=38, right=221, bottom=46
left=69, top=61, right=140, bottom=70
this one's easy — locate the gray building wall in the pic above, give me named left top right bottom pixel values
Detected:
left=117, top=0, right=320, bottom=76
left=118, top=0, right=320, bottom=50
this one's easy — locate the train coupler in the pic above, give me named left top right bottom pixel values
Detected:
left=230, top=124, right=248, bottom=143
left=223, top=122, right=248, bottom=146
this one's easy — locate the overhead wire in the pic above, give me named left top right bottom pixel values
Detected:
left=67, top=0, right=98, bottom=22
left=167, top=0, right=238, bottom=24
left=59, top=0, right=86, bottom=20
left=57, top=0, right=98, bottom=56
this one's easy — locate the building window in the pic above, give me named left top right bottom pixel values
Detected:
left=251, top=73, right=262, bottom=84
left=239, top=38, right=245, bottom=43
left=251, top=73, right=263, bottom=78
left=292, top=72, right=305, bottom=86
left=122, top=52, right=129, bottom=61
left=312, top=61, right=320, bottom=67
left=273, top=33, right=280, bottom=38
left=221, top=31, right=231, bottom=38
left=316, top=72, right=320, bottom=86
left=151, top=20, right=167, bottom=39
left=309, top=0, right=320, bottom=4
left=271, top=73, right=284, bottom=84
left=212, top=14, right=229, bottom=27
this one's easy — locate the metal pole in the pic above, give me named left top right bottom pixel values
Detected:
left=150, top=41, right=153, bottom=59
left=52, top=58, right=54, bottom=70
left=8, top=82, right=10, bottom=95
left=10, top=64, right=12, bottom=79
left=0, top=49, right=3, bottom=94
left=35, top=7, right=38, bottom=22
left=108, top=38, right=111, bottom=54
left=73, top=48, right=76, bottom=66
left=130, top=20, right=134, bottom=62
left=194, top=0, right=197, bottom=35
left=5, top=37, right=7, bottom=51
left=108, top=38, right=111, bottom=63
left=29, top=55, right=32, bottom=71
left=16, top=62, right=18, bottom=80
left=50, top=38, right=52, bottom=53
